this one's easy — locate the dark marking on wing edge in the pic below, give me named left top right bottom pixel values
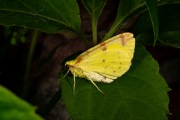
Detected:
left=75, top=58, right=83, bottom=64
left=85, top=50, right=90, bottom=55
left=119, top=34, right=125, bottom=46
left=99, top=42, right=107, bottom=51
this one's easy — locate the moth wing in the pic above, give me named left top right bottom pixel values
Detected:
left=77, top=32, right=134, bottom=59
left=78, top=32, right=135, bottom=80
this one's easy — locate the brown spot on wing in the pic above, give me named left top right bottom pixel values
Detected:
left=75, top=58, right=83, bottom=64
left=119, top=34, right=125, bottom=46
left=118, top=63, right=122, bottom=69
left=75, top=51, right=90, bottom=64
left=102, top=59, right=105, bottom=62
left=99, top=42, right=107, bottom=51
left=102, top=47, right=107, bottom=51
left=100, top=42, right=106, bottom=46
left=85, top=50, right=90, bottom=55
left=119, top=33, right=132, bottom=46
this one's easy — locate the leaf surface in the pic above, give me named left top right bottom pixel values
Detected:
left=0, top=0, right=81, bottom=33
left=0, top=85, right=42, bottom=120
left=60, top=44, right=169, bottom=120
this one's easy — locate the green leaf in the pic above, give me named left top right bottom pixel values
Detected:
left=144, top=0, right=159, bottom=45
left=158, top=3, right=180, bottom=32
left=81, top=0, right=106, bottom=23
left=159, top=31, right=180, bottom=48
left=132, top=11, right=152, bottom=36
left=0, top=0, right=81, bottom=33
left=0, top=85, right=42, bottom=120
left=60, top=45, right=169, bottom=120
left=81, top=0, right=106, bottom=44
left=132, top=2, right=180, bottom=47
left=135, top=32, right=155, bottom=45
left=103, top=0, right=146, bottom=40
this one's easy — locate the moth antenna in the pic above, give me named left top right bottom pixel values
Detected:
left=73, top=72, right=76, bottom=95
left=59, top=69, right=70, bottom=81
left=86, top=76, right=104, bottom=94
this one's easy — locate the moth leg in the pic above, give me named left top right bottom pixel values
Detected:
left=73, top=72, right=76, bottom=95
left=86, top=76, right=104, bottom=94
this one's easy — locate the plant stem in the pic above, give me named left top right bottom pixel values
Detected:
left=92, top=17, right=97, bottom=45
left=22, top=30, right=39, bottom=98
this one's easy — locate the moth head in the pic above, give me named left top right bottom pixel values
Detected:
left=65, top=60, right=84, bottom=77
left=65, top=59, right=76, bottom=67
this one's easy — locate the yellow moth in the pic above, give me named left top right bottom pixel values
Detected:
left=65, top=32, right=135, bottom=94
